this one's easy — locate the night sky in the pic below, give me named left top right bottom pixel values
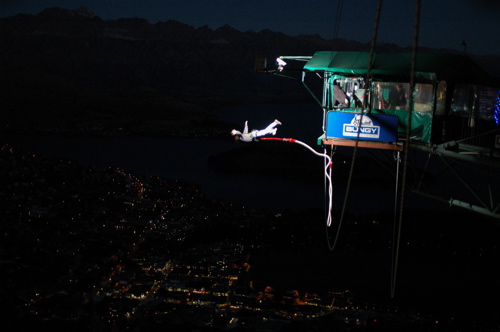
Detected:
left=1, top=0, right=500, bottom=56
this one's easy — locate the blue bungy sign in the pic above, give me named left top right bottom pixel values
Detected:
left=326, top=111, right=398, bottom=143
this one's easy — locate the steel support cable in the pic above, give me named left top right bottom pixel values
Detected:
left=438, top=154, right=490, bottom=209
left=365, top=149, right=402, bottom=177
left=452, top=127, right=500, bottom=144
left=332, top=0, right=384, bottom=252
left=415, top=152, right=433, bottom=193
left=415, top=154, right=500, bottom=215
left=488, top=167, right=495, bottom=211
left=333, top=0, right=344, bottom=39
left=390, top=150, right=402, bottom=292
left=440, top=154, right=500, bottom=179
left=361, top=0, right=383, bottom=110
left=391, top=0, right=421, bottom=299
left=390, top=150, right=402, bottom=299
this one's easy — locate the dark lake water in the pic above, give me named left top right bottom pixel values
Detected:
left=19, top=136, right=329, bottom=211
left=6, top=102, right=418, bottom=214
left=5, top=103, right=323, bottom=212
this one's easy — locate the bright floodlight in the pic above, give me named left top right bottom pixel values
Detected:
left=276, top=58, right=287, bottom=71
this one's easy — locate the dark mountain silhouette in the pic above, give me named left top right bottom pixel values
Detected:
left=1, top=6, right=499, bottom=136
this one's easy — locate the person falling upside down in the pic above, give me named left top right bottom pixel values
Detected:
left=231, top=119, right=282, bottom=142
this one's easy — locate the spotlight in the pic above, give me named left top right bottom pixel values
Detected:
left=276, top=58, right=287, bottom=71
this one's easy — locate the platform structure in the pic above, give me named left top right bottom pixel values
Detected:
left=259, top=51, right=500, bottom=219
left=320, top=135, right=404, bottom=151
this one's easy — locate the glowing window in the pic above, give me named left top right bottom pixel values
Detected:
left=370, top=82, right=410, bottom=110
left=414, top=83, right=434, bottom=113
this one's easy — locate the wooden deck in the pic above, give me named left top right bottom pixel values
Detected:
left=321, top=137, right=404, bottom=151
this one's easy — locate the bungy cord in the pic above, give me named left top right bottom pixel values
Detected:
left=260, top=138, right=334, bottom=227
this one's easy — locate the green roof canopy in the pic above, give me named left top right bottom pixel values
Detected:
left=303, top=51, right=489, bottom=83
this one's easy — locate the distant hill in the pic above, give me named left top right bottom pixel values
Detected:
left=1, top=6, right=499, bottom=136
